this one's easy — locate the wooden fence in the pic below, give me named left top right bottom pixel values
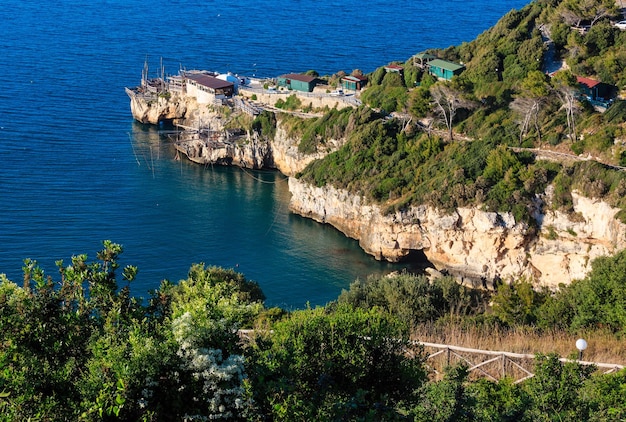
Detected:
left=239, top=330, right=624, bottom=383
left=411, top=340, right=624, bottom=383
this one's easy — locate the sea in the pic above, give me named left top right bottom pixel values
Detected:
left=0, top=0, right=530, bottom=309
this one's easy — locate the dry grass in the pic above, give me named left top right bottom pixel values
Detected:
left=411, top=321, right=626, bottom=365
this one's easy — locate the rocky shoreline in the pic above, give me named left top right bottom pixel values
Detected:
left=288, top=178, right=626, bottom=289
left=127, top=89, right=626, bottom=288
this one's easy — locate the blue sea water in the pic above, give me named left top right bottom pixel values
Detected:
left=0, top=0, right=529, bottom=308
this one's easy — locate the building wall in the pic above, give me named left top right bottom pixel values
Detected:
left=186, top=82, right=216, bottom=104
left=278, top=77, right=313, bottom=92
left=430, top=66, right=462, bottom=81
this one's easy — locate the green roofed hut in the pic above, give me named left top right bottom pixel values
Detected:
left=427, top=59, right=465, bottom=81
left=341, top=74, right=368, bottom=91
left=277, top=73, right=318, bottom=92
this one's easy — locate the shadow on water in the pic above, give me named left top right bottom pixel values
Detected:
left=125, top=123, right=423, bottom=308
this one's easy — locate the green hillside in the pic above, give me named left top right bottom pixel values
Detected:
left=291, top=0, right=626, bottom=224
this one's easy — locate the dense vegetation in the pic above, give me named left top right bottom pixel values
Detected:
left=5, top=1, right=626, bottom=420
left=1, top=241, right=626, bottom=420
left=283, top=0, right=626, bottom=223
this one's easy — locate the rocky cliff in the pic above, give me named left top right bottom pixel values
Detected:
left=128, top=89, right=626, bottom=287
left=270, top=124, right=345, bottom=176
left=126, top=88, right=190, bottom=125
left=288, top=177, right=626, bottom=288
left=173, top=118, right=345, bottom=176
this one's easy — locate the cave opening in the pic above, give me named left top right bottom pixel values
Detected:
left=399, top=249, right=435, bottom=273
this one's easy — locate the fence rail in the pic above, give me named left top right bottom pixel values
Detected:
left=238, top=330, right=624, bottom=383
left=412, top=340, right=624, bottom=383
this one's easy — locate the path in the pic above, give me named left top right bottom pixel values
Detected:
left=539, top=24, right=567, bottom=74
left=511, top=147, right=626, bottom=171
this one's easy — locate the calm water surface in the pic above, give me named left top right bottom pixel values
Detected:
left=0, top=0, right=529, bottom=308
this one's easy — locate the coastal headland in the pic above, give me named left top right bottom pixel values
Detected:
left=126, top=65, right=626, bottom=290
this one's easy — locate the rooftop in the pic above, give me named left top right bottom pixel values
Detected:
left=186, top=73, right=234, bottom=89
left=576, top=76, right=602, bottom=89
left=414, top=52, right=437, bottom=60
left=280, top=73, right=318, bottom=83
left=342, top=75, right=368, bottom=82
left=428, top=59, right=465, bottom=72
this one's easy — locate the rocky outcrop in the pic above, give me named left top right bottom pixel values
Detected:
left=127, top=88, right=346, bottom=175
left=288, top=178, right=626, bottom=288
left=270, top=124, right=345, bottom=176
left=173, top=118, right=345, bottom=176
left=126, top=88, right=190, bottom=124
left=127, top=87, right=626, bottom=288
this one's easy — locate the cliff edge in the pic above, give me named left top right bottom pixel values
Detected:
left=289, top=177, right=626, bottom=287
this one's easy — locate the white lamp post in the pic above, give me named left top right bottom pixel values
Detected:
left=576, top=338, right=588, bottom=361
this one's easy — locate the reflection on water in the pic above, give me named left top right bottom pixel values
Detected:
left=125, top=123, right=415, bottom=308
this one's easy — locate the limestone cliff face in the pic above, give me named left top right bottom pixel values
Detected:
left=177, top=132, right=273, bottom=169
left=270, top=124, right=344, bottom=176
left=288, top=178, right=626, bottom=287
left=174, top=119, right=345, bottom=176
left=126, top=89, right=190, bottom=124
left=128, top=89, right=626, bottom=287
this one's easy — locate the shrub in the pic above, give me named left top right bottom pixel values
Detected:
left=247, top=303, right=426, bottom=420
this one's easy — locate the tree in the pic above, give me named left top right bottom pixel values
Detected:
left=523, top=354, right=594, bottom=421
left=247, top=303, right=427, bottom=420
left=551, top=70, right=580, bottom=142
left=430, top=83, right=476, bottom=141
left=511, top=71, right=550, bottom=143
left=409, top=86, right=432, bottom=119
left=491, top=278, right=546, bottom=326
left=0, top=241, right=140, bottom=421
left=559, top=0, right=617, bottom=27
left=0, top=244, right=266, bottom=421
left=413, top=364, right=475, bottom=422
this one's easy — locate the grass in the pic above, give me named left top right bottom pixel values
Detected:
left=411, top=321, right=626, bottom=365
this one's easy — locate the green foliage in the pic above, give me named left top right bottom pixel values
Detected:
left=403, top=59, right=422, bottom=88
left=603, top=100, right=626, bottom=123
left=360, top=68, right=409, bottom=113
left=413, top=364, right=477, bottom=422
left=3, top=241, right=626, bottom=420
left=288, top=0, right=625, bottom=220
left=538, top=249, right=626, bottom=333
left=491, top=278, right=547, bottom=326
left=337, top=273, right=486, bottom=328
left=0, top=243, right=263, bottom=420
left=408, top=86, right=432, bottom=117
left=287, top=106, right=353, bottom=154
left=0, top=241, right=138, bottom=420
left=247, top=303, right=427, bottom=420
left=483, top=145, right=523, bottom=184
left=523, top=354, right=595, bottom=421
left=251, top=110, right=276, bottom=139
left=581, top=368, right=626, bottom=421
left=274, top=93, right=302, bottom=111
left=468, top=378, right=528, bottom=421
left=551, top=21, right=571, bottom=51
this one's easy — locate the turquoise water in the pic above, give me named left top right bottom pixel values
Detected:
left=0, top=0, right=529, bottom=308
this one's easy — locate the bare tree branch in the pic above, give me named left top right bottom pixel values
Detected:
left=430, top=84, right=476, bottom=141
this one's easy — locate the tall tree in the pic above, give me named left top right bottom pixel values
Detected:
left=511, top=70, right=550, bottom=143
left=552, top=70, right=580, bottom=142
left=559, top=0, right=617, bottom=27
left=430, top=83, right=476, bottom=141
